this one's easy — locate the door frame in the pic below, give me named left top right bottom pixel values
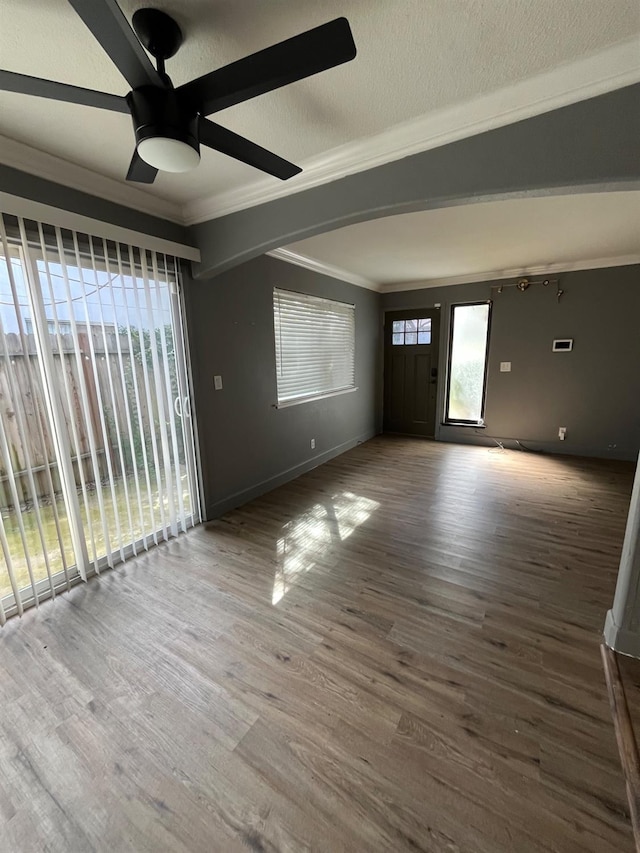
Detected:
left=382, top=306, right=442, bottom=438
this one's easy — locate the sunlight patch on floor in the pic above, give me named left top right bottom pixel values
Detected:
left=272, top=491, right=379, bottom=605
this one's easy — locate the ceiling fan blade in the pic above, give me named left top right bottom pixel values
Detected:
left=67, top=0, right=162, bottom=90
left=199, top=118, right=301, bottom=180
left=0, top=70, right=128, bottom=113
left=179, top=17, right=356, bottom=116
left=126, top=150, right=158, bottom=184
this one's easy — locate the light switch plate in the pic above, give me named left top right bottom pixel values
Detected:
left=500, top=362, right=511, bottom=372
left=213, top=375, right=223, bottom=390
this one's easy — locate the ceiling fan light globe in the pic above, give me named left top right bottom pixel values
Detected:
left=137, top=137, right=200, bottom=172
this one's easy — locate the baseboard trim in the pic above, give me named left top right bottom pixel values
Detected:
left=205, top=430, right=377, bottom=520
left=435, top=431, right=637, bottom=462
left=604, top=610, right=640, bottom=660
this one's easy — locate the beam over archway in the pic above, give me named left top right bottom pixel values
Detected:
left=190, top=84, right=640, bottom=280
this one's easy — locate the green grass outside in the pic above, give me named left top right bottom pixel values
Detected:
left=1, top=472, right=192, bottom=599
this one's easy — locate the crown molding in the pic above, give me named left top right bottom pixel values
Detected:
left=380, top=255, right=640, bottom=293
left=268, top=250, right=640, bottom=294
left=2, top=37, right=638, bottom=229
left=267, top=248, right=378, bottom=290
left=182, top=37, right=640, bottom=225
left=0, top=134, right=183, bottom=224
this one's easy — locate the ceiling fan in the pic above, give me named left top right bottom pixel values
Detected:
left=0, top=0, right=357, bottom=185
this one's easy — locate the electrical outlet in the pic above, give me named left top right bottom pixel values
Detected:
left=213, top=375, right=223, bottom=391
left=310, top=438, right=316, bottom=450
left=558, top=427, right=566, bottom=440
left=500, top=362, right=511, bottom=372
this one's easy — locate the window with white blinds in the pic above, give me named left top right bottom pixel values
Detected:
left=273, top=288, right=356, bottom=405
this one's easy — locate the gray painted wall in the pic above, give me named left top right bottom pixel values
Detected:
left=183, top=255, right=381, bottom=518
left=382, top=264, right=640, bottom=460
left=191, top=84, right=640, bottom=279
left=0, top=164, right=192, bottom=246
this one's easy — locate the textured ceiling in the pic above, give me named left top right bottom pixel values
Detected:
left=0, top=1, right=639, bottom=207
left=283, top=192, right=640, bottom=286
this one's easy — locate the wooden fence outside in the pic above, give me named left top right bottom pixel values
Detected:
left=0, top=328, right=174, bottom=511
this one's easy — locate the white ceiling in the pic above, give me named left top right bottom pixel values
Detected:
left=281, top=192, right=640, bottom=289
left=1, top=1, right=639, bottom=221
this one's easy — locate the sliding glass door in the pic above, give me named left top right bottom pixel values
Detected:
left=0, top=215, right=200, bottom=621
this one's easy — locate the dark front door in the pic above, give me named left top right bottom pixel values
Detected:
left=383, top=309, right=440, bottom=437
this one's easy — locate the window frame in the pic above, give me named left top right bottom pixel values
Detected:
left=444, top=300, right=492, bottom=427
left=273, top=287, right=357, bottom=408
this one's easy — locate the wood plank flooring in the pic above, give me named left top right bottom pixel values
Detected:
left=0, top=436, right=636, bottom=852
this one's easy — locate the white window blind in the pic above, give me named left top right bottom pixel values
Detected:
left=273, top=288, right=355, bottom=405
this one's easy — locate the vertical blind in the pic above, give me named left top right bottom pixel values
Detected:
left=0, top=214, right=201, bottom=622
left=273, top=288, right=355, bottom=405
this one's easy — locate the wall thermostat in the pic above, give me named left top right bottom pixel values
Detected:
left=552, top=339, right=573, bottom=352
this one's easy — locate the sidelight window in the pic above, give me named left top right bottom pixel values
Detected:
left=445, top=302, right=491, bottom=425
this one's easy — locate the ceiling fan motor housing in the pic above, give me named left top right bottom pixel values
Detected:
left=127, top=86, right=199, bottom=156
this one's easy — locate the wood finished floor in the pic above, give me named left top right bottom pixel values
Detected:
left=0, top=436, right=636, bottom=852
